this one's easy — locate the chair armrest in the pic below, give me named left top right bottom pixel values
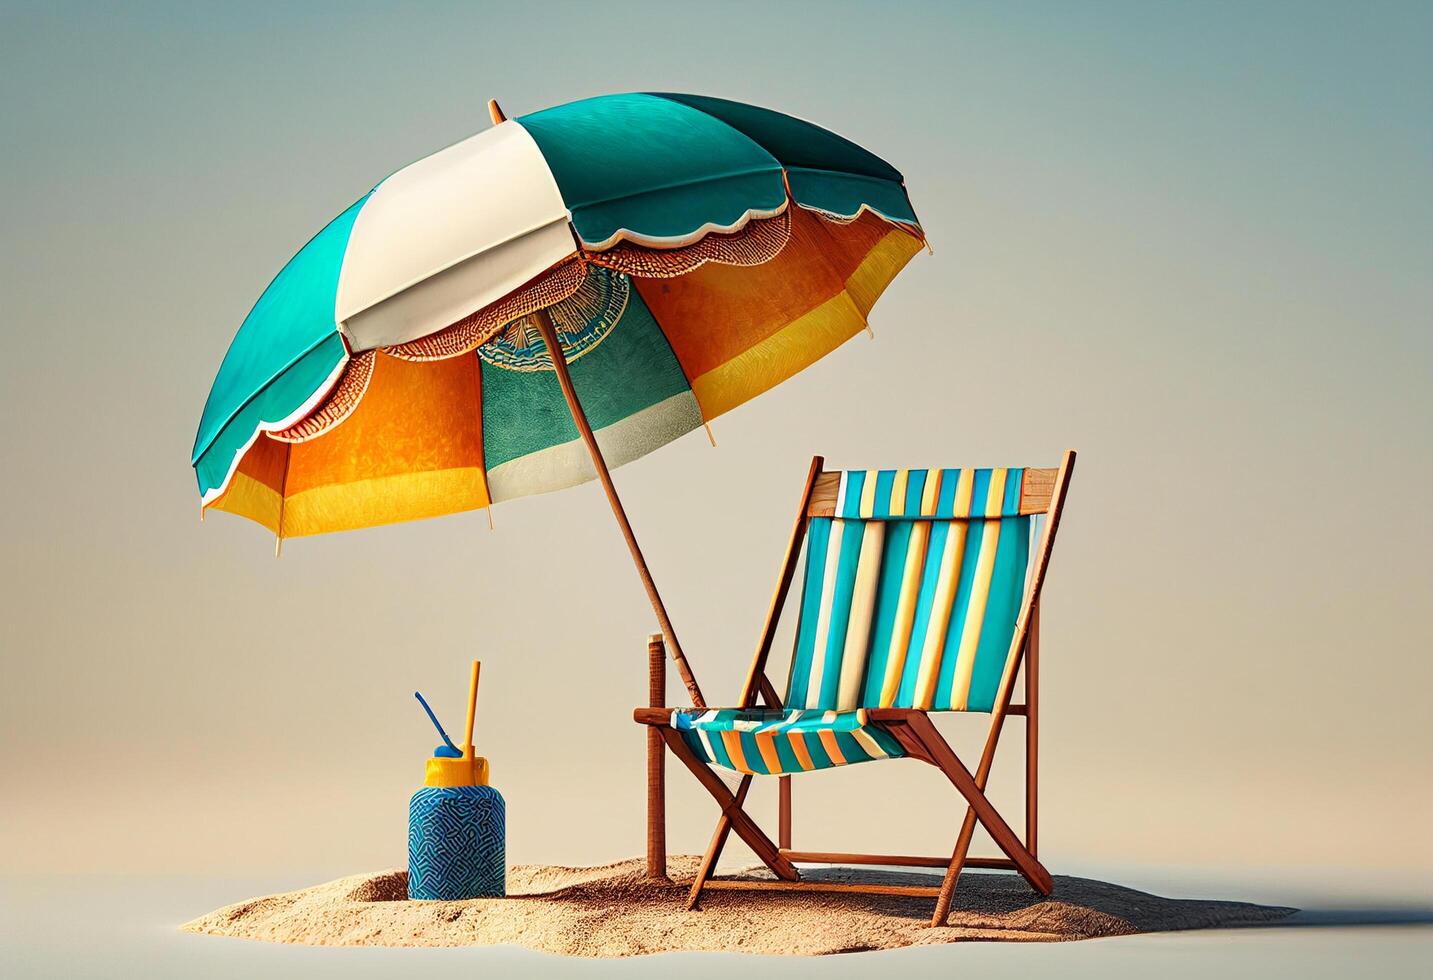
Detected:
left=640, top=706, right=928, bottom=726
left=636, top=667, right=783, bottom=727
left=634, top=705, right=779, bottom=726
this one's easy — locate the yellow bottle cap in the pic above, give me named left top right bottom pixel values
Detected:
left=425, top=755, right=490, bottom=788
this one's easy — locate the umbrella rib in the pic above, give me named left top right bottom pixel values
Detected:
left=471, top=351, right=494, bottom=527
left=274, top=441, right=292, bottom=557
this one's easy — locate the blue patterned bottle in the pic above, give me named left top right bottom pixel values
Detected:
left=408, top=753, right=506, bottom=900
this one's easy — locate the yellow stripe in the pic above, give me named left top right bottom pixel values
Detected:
left=878, top=522, right=927, bottom=705
left=949, top=470, right=1009, bottom=709
left=721, top=730, right=753, bottom=774
left=859, top=469, right=878, bottom=518
left=981, top=467, right=1008, bottom=517
left=767, top=710, right=808, bottom=772
left=267, top=467, right=490, bottom=538
left=210, top=471, right=282, bottom=534
left=953, top=468, right=976, bottom=517
left=849, top=726, right=889, bottom=760
left=755, top=733, right=783, bottom=774
left=818, top=728, right=848, bottom=766
left=912, top=522, right=970, bottom=708
left=889, top=469, right=908, bottom=517
left=919, top=467, right=942, bottom=516
left=690, top=292, right=865, bottom=419
left=844, top=230, right=924, bottom=316
left=788, top=731, right=815, bottom=771
left=912, top=471, right=975, bottom=708
left=689, top=231, right=921, bottom=419
left=879, top=470, right=941, bottom=705
left=836, top=521, right=885, bottom=709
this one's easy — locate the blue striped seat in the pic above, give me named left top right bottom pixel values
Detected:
left=673, top=707, right=905, bottom=774
left=682, top=467, right=1043, bottom=776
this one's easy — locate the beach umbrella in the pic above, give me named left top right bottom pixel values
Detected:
left=192, top=93, right=925, bottom=700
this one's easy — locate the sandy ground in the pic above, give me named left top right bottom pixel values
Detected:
left=180, top=856, right=1295, bottom=956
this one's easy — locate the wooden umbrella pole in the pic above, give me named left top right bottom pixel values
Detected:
left=533, top=308, right=706, bottom=708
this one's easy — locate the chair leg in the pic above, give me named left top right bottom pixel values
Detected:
left=932, top=808, right=980, bottom=925
left=778, top=775, right=792, bottom=849
left=935, top=620, right=1040, bottom=925
left=1025, top=601, right=1040, bottom=858
left=659, top=729, right=799, bottom=883
left=646, top=634, right=668, bottom=881
left=904, top=715, right=1052, bottom=896
left=687, top=775, right=751, bottom=909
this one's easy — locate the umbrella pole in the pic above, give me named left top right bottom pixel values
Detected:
left=533, top=308, right=706, bottom=709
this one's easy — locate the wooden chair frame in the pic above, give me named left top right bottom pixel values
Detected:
left=634, top=451, right=1076, bottom=925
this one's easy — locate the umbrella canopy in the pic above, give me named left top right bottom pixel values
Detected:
left=192, top=93, right=924, bottom=539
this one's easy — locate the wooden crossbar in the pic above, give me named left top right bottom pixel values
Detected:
left=807, top=467, right=1061, bottom=517
left=702, top=879, right=942, bottom=898
left=780, top=850, right=1017, bottom=871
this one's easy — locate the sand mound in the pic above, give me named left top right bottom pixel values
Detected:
left=181, top=857, right=1294, bottom=956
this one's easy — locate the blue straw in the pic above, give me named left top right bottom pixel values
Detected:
left=414, top=691, right=460, bottom=754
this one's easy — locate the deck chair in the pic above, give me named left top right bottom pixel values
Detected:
left=634, top=452, right=1075, bottom=925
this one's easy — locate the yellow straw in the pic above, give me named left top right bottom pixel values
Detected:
left=462, top=660, right=481, bottom=760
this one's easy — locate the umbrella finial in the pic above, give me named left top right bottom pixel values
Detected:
left=487, top=99, right=507, bottom=126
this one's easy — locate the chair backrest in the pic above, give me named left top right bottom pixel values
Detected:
left=784, top=464, right=1063, bottom=714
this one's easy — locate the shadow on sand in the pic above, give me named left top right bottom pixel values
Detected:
left=1270, top=907, right=1433, bottom=929
left=796, top=866, right=1433, bottom=932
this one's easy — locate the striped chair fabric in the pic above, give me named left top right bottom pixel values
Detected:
left=679, top=467, right=1043, bottom=776
left=672, top=708, right=904, bottom=775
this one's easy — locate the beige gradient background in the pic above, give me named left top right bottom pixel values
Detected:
left=1, top=0, right=1430, bottom=890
